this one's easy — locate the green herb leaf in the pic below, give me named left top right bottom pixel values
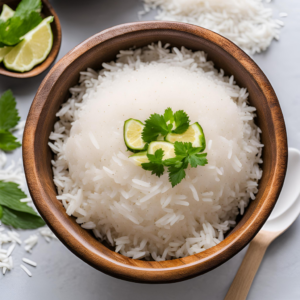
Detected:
left=0, top=89, right=20, bottom=131
left=0, top=11, right=42, bottom=46
left=163, top=156, right=185, bottom=166
left=172, top=110, right=190, bottom=134
left=0, top=180, right=45, bottom=229
left=0, top=181, right=36, bottom=215
left=15, top=0, right=42, bottom=16
left=164, top=107, right=174, bottom=124
left=141, top=149, right=165, bottom=177
left=174, top=141, right=189, bottom=156
left=147, top=148, right=164, bottom=164
left=0, top=130, right=21, bottom=151
left=1, top=206, right=45, bottom=229
left=142, top=113, right=169, bottom=143
left=168, top=164, right=187, bottom=187
left=188, top=153, right=208, bottom=168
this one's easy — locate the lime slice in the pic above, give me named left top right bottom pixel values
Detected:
left=0, top=47, right=12, bottom=63
left=0, top=4, right=14, bottom=21
left=124, top=119, right=147, bottom=152
left=148, top=141, right=176, bottom=160
left=165, top=122, right=206, bottom=151
left=4, top=16, right=54, bottom=73
left=129, top=151, right=149, bottom=166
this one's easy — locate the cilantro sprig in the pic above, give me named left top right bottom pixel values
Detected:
left=0, top=90, right=21, bottom=152
left=0, top=89, right=45, bottom=229
left=142, top=142, right=208, bottom=187
left=142, top=108, right=190, bottom=143
left=0, top=181, right=45, bottom=229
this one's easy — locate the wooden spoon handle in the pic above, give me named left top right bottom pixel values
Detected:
left=224, top=233, right=269, bottom=300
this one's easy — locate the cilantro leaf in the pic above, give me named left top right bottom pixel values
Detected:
left=168, top=165, right=186, bottom=187
left=142, top=162, right=164, bottom=177
left=15, top=0, right=42, bottom=15
left=187, top=146, right=202, bottom=155
left=173, top=110, right=190, bottom=134
left=174, top=141, right=193, bottom=156
left=163, top=156, right=185, bottom=167
left=0, top=181, right=45, bottom=229
left=0, top=130, right=21, bottom=151
left=141, top=149, right=165, bottom=177
left=1, top=206, right=45, bottom=229
left=164, top=107, right=174, bottom=124
left=142, top=113, right=169, bottom=142
left=0, top=181, right=36, bottom=215
left=147, top=148, right=164, bottom=164
left=0, top=11, right=42, bottom=46
left=188, top=153, right=208, bottom=168
left=0, top=90, right=20, bottom=131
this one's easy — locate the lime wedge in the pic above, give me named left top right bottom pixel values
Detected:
left=165, top=122, right=206, bottom=151
left=4, top=16, right=54, bottom=73
left=0, top=4, right=14, bottom=62
left=0, top=4, right=14, bottom=21
left=124, top=119, right=147, bottom=152
left=148, top=141, right=176, bottom=160
left=129, top=151, right=149, bottom=166
left=0, top=46, right=12, bottom=63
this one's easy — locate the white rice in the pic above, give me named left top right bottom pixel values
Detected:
left=140, top=0, right=283, bottom=55
left=49, top=43, right=263, bottom=261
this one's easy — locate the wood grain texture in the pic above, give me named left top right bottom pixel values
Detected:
left=224, top=230, right=282, bottom=300
left=0, top=0, right=61, bottom=78
left=22, top=22, right=288, bottom=283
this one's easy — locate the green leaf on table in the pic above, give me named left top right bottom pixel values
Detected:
left=0, top=181, right=36, bottom=215
left=0, top=130, right=21, bottom=151
left=0, top=180, right=45, bottom=229
left=1, top=206, right=45, bottom=229
left=0, top=89, right=20, bottom=131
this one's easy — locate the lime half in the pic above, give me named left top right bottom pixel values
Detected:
left=129, top=151, right=149, bottom=166
left=165, top=122, right=206, bottom=151
left=148, top=141, right=176, bottom=160
left=124, top=119, right=147, bottom=152
left=0, top=4, right=14, bottom=21
left=4, top=16, right=54, bottom=73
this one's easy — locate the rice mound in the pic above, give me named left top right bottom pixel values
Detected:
left=49, top=43, right=263, bottom=261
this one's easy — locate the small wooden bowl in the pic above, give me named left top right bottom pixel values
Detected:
left=0, top=0, right=61, bottom=78
left=23, top=22, right=288, bottom=283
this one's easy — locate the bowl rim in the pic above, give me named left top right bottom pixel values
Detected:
left=23, top=21, right=288, bottom=283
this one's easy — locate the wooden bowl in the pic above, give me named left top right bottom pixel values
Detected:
left=23, top=22, right=288, bottom=283
left=0, top=0, right=61, bottom=78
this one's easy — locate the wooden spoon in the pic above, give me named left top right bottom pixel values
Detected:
left=0, top=0, right=61, bottom=78
left=225, top=148, right=300, bottom=300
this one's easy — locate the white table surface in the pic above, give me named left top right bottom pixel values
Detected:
left=1, top=0, right=300, bottom=299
